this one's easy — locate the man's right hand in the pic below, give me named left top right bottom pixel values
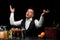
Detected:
left=10, top=5, right=15, bottom=13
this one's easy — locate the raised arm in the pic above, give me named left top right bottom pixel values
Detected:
left=9, top=5, right=23, bottom=26
left=35, top=9, right=49, bottom=27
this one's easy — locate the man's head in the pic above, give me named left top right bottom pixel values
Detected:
left=26, top=8, right=34, bottom=19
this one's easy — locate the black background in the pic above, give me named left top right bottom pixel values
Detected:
left=0, top=0, right=59, bottom=30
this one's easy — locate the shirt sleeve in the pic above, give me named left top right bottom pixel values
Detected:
left=34, top=15, right=44, bottom=27
left=9, top=13, right=23, bottom=26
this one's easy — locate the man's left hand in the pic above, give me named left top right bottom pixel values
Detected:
left=41, top=9, right=50, bottom=16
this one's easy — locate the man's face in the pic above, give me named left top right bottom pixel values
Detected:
left=26, top=9, right=34, bottom=19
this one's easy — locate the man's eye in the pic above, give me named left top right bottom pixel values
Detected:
left=30, top=12, right=33, bottom=13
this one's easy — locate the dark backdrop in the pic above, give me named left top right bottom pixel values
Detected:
left=0, top=0, right=58, bottom=31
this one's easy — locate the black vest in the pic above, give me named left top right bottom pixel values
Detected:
left=20, top=19, right=38, bottom=37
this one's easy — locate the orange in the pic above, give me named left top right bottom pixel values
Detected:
left=38, top=32, right=45, bottom=38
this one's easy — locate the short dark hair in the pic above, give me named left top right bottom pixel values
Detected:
left=27, top=8, right=34, bottom=13
left=27, top=7, right=34, bottom=10
left=25, top=7, right=34, bottom=11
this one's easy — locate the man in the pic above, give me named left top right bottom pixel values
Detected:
left=9, top=5, right=49, bottom=37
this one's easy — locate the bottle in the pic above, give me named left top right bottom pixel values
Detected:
left=52, top=21, right=56, bottom=27
left=56, top=23, right=59, bottom=28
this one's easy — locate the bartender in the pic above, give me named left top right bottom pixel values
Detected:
left=9, top=5, right=49, bottom=37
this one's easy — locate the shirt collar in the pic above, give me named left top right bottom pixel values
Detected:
left=26, top=17, right=32, bottom=21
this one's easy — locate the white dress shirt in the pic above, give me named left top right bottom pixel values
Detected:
left=9, top=13, right=44, bottom=30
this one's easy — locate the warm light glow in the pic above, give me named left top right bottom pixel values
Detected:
left=0, top=32, right=4, bottom=38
